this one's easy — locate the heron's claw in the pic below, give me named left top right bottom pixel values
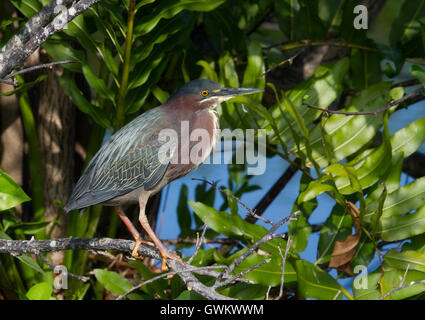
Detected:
left=159, top=250, right=183, bottom=271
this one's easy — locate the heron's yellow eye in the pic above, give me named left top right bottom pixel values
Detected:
left=201, top=90, right=209, bottom=96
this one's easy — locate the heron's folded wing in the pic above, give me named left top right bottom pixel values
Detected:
left=65, top=109, right=173, bottom=211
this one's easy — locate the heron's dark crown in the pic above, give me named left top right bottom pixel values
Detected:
left=167, top=79, right=222, bottom=101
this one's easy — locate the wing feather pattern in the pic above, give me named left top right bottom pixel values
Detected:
left=65, top=108, right=172, bottom=212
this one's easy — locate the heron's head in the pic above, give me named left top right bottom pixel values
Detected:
left=168, top=79, right=262, bottom=109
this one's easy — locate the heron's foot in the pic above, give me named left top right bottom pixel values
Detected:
left=159, top=250, right=183, bottom=271
left=131, top=238, right=154, bottom=258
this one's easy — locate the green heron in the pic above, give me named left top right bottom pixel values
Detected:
left=65, top=79, right=261, bottom=268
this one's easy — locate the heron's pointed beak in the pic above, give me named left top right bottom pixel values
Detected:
left=214, top=87, right=263, bottom=99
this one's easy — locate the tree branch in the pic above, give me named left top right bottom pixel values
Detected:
left=0, top=237, right=234, bottom=300
left=1, top=0, right=75, bottom=56
left=303, top=88, right=424, bottom=116
left=0, top=0, right=100, bottom=78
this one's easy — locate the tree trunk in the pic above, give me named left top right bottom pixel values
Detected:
left=37, top=52, right=75, bottom=264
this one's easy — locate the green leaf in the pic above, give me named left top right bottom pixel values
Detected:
left=128, top=261, right=167, bottom=298
left=275, top=0, right=325, bottom=40
left=132, top=12, right=194, bottom=63
left=0, top=17, right=23, bottom=30
left=134, top=0, right=226, bottom=36
left=410, top=65, right=425, bottom=88
left=43, top=41, right=85, bottom=72
left=233, top=254, right=297, bottom=286
left=380, top=203, right=425, bottom=241
left=9, top=0, right=41, bottom=18
left=189, top=201, right=288, bottom=257
left=0, top=230, right=45, bottom=274
left=353, top=269, right=425, bottom=300
left=290, top=174, right=317, bottom=252
left=219, top=283, right=268, bottom=300
left=0, top=75, right=48, bottom=96
left=298, top=176, right=335, bottom=203
left=82, top=64, right=115, bottom=102
left=317, top=205, right=352, bottom=265
left=93, top=269, right=143, bottom=299
left=196, top=60, right=218, bottom=82
left=175, top=290, right=204, bottom=300
left=296, top=260, right=349, bottom=300
left=128, top=51, right=165, bottom=89
left=26, top=282, right=52, bottom=300
left=60, top=72, right=111, bottom=128
left=242, top=40, right=265, bottom=93
left=282, top=92, right=309, bottom=138
left=365, top=176, right=425, bottom=223
left=324, top=163, right=362, bottom=193
left=349, top=40, right=381, bottom=90
left=391, top=116, right=425, bottom=158
left=267, top=58, right=349, bottom=145
left=385, top=250, right=425, bottom=273
left=8, top=221, right=50, bottom=235
left=300, top=82, right=398, bottom=167
left=389, top=0, right=425, bottom=50
left=203, top=7, right=246, bottom=55
left=0, top=168, right=31, bottom=211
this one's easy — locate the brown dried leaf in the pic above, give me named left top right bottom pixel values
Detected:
left=329, top=202, right=361, bottom=274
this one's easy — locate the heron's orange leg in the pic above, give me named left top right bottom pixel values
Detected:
left=114, top=206, right=153, bottom=257
left=138, top=193, right=183, bottom=271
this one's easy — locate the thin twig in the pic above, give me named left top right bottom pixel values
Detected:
left=116, top=265, right=228, bottom=300
left=265, top=39, right=378, bottom=53
left=275, top=236, right=292, bottom=300
left=38, top=253, right=90, bottom=282
left=215, top=211, right=300, bottom=284
left=187, top=224, right=208, bottom=265
left=379, top=278, right=425, bottom=300
left=3, top=60, right=78, bottom=82
left=333, top=290, right=342, bottom=300
left=162, top=237, right=238, bottom=246
left=378, top=264, right=414, bottom=300
left=261, top=47, right=307, bottom=76
left=192, top=178, right=276, bottom=226
left=213, top=259, right=271, bottom=289
left=0, top=78, right=16, bottom=86
left=265, top=286, right=272, bottom=300
left=303, top=88, right=424, bottom=116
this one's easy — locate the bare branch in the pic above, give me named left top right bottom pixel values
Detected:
left=0, top=237, right=233, bottom=300
left=1, top=0, right=75, bottom=56
left=213, top=258, right=270, bottom=289
left=275, top=237, right=292, bottom=300
left=377, top=264, right=425, bottom=300
left=261, top=47, right=307, bottom=77
left=215, top=211, right=300, bottom=285
left=162, top=237, right=238, bottom=246
left=3, top=60, right=78, bottom=82
left=192, top=177, right=276, bottom=226
left=303, top=88, right=424, bottom=116
left=38, top=253, right=89, bottom=282
left=265, top=39, right=378, bottom=53
left=0, top=0, right=100, bottom=78
left=187, top=224, right=208, bottom=265
left=116, top=265, right=228, bottom=300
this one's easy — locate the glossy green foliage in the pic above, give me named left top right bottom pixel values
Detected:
left=2, top=0, right=425, bottom=301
